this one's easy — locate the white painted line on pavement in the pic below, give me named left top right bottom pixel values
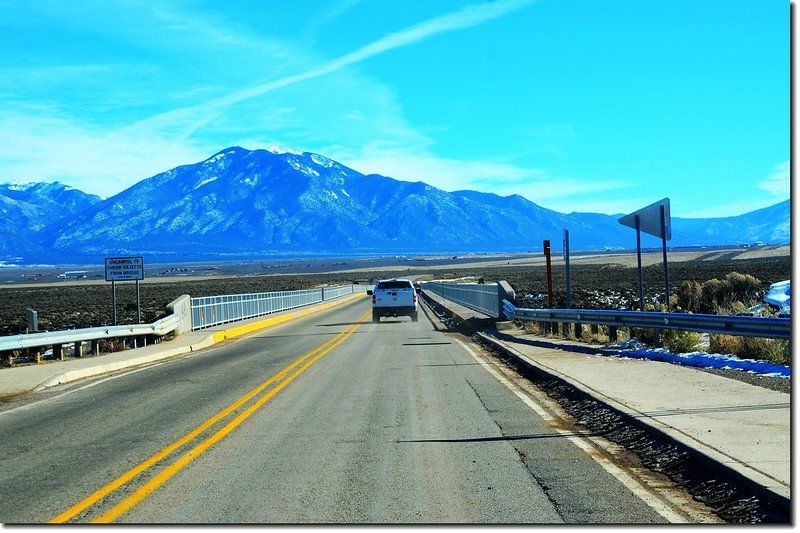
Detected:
left=457, top=339, right=695, bottom=524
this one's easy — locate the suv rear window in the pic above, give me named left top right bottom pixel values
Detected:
left=376, top=280, right=413, bottom=290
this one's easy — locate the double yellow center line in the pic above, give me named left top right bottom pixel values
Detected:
left=50, top=311, right=369, bottom=524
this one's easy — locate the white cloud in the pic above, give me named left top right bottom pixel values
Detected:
left=758, top=161, right=790, bottom=198
left=328, top=142, right=533, bottom=187
left=329, top=143, right=630, bottom=207
left=132, top=0, right=538, bottom=139
left=0, top=112, right=211, bottom=197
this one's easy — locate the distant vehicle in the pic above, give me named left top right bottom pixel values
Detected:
left=367, top=278, right=418, bottom=323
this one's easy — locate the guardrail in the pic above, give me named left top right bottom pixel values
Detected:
left=0, top=284, right=362, bottom=363
left=0, top=313, right=182, bottom=362
left=503, top=300, right=791, bottom=339
left=422, top=280, right=517, bottom=319
left=0, top=314, right=180, bottom=351
left=191, top=284, right=357, bottom=330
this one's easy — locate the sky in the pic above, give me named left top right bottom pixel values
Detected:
left=0, top=0, right=789, bottom=218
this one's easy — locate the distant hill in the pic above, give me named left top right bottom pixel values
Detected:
left=0, top=147, right=790, bottom=262
left=672, top=200, right=790, bottom=246
left=0, top=182, right=101, bottom=259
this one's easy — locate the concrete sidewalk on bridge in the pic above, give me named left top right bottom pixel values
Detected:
left=0, top=292, right=367, bottom=399
left=422, top=290, right=791, bottom=505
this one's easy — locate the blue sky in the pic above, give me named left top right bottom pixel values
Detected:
left=0, top=0, right=789, bottom=217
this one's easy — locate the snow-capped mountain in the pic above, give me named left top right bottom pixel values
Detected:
left=0, top=182, right=101, bottom=258
left=1, top=147, right=791, bottom=261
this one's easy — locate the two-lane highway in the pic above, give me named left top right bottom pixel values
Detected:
left=0, top=297, right=716, bottom=524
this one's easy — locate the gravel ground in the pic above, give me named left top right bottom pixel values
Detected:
left=699, top=367, right=790, bottom=394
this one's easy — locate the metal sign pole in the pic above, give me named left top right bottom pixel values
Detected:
left=660, top=205, right=669, bottom=312
left=543, top=240, right=553, bottom=308
left=112, top=280, right=117, bottom=326
left=563, top=229, right=571, bottom=308
left=635, top=215, right=644, bottom=311
left=136, top=280, right=141, bottom=323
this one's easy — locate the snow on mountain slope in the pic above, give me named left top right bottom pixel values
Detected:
left=2, top=147, right=791, bottom=260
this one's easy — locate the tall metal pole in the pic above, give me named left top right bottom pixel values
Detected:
left=635, top=215, right=644, bottom=311
left=660, top=205, right=669, bottom=312
left=136, top=280, right=141, bottom=323
left=544, top=240, right=553, bottom=308
left=563, top=229, right=571, bottom=308
left=112, top=280, right=117, bottom=325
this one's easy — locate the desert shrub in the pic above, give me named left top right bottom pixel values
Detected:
left=740, top=337, right=791, bottom=365
left=709, top=334, right=790, bottom=365
left=627, top=327, right=703, bottom=352
left=724, top=272, right=762, bottom=305
left=699, top=278, right=726, bottom=313
left=710, top=334, right=742, bottom=355
left=662, top=330, right=704, bottom=353
left=675, top=280, right=702, bottom=313
left=521, top=320, right=542, bottom=335
left=629, top=327, right=656, bottom=345
left=699, top=272, right=762, bottom=313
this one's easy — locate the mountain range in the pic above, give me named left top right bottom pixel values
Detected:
left=0, top=146, right=790, bottom=263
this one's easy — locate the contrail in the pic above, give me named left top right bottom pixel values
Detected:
left=129, top=0, right=537, bottom=139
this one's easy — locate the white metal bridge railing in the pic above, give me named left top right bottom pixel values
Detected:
left=190, top=284, right=356, bottom=330
left=422, top=281, right=500, bottom=318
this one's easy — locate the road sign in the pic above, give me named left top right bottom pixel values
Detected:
left=618, top=199, right=672, bottom=311
left=618, top=198, right=671, bottom=240
left=105, top=256, right=144, bottom=281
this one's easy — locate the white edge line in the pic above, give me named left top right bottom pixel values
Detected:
left=456, top=339, right=687, bottom=523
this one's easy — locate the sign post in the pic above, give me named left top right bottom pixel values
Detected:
left=618, top=199, right=672, bottom=311
left=635, top=215, right=644, bottom=311
left=105, top=256, right=144, bottom=325
left=563, top=229, right=571, bottom=308
left=543, top=240, right=553, bottom=308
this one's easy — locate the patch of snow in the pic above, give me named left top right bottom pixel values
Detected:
left=327, top=190, right=339, bottom=200
left=287, top=159, right=319, bottom=177
left=764, top=280, right=790, bottom=315
left=267, top=145, right=304, bottom=156
left=193, top=177, right=218, bottom=190
left=604, top=342, right=790, bottom=378
left=6, top=182, right=36, bottom=191
left=341, top=189, right=350, bottom=198
left=310, top=153, right=334, bottom=168
left=205, top=153, right=226, bottom=164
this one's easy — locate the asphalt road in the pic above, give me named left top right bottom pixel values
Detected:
left=0, top=297, right=713, bottom=524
